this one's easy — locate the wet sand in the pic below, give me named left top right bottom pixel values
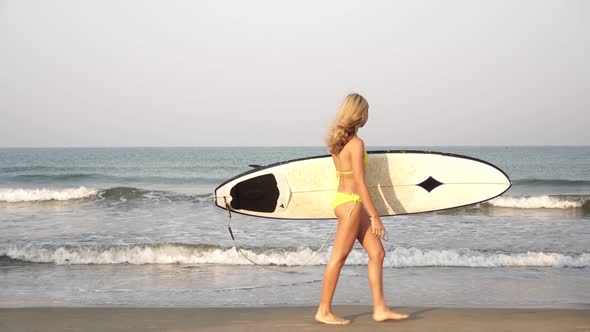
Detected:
left=0, top=306, right=589, bottom=332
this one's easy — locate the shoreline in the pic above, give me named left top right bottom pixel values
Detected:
left=1, top=303, right=589, bottom=310
left=1, top=305, right=588, bottom=332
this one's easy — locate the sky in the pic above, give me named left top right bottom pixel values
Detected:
left=0, top=0, right=588, bottom=147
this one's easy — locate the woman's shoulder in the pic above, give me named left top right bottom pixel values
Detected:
left=343, top=135, right=365, bottom=154
left=348, top=135, right=365, bottom=148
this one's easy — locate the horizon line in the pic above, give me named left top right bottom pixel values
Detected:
left=0, top=144, right=588, bottom=149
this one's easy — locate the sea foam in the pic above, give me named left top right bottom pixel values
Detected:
left=0, top=187, right=98, bottom=202
left=488, top=195, right=587, bottom=209
left=2, top=244, right=588, bottom=268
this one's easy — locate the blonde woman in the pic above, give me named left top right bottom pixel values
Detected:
left=315, top=93, right=409, bottom=325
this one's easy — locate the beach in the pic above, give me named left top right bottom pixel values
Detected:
left=2, top=0, right=589, bottom=329
left=1, top=306, right=589, bottom=331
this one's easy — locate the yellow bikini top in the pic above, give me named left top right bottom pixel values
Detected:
left=335, top=151, right=369, bottom=176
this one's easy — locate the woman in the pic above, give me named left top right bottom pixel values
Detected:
left=315, top=93, right=409, bottom=325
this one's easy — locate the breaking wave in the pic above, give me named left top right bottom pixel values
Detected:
left=486, top=195, right=590, bottom=211
left=0, top=187, right=98, bottom=202
left=1, top=244, right=588, bottom=268
left=512, top=178, right=590, bottom=188
left=0, top=187, right=212, bottom=203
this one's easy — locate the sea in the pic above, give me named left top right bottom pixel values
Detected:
left=0, top=146, right=588, bottom=308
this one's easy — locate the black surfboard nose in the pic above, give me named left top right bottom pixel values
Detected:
left=230, top=173, right=279, bottom=213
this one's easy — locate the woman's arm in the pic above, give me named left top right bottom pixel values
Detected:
left=349, top=138, right=378, bottom=217
left=350, top=137, right=386, bottom=238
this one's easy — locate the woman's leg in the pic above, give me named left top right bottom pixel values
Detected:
left=356, top=210, right=409, bottom=322
left=315, top=200, right=362, bottom=324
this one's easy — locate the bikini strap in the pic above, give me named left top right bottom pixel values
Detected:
left=332, top=155, right=339, bottom=204
left=335, top=152, right=355, bottom=176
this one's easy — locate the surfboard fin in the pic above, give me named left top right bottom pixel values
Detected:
left=248, top=164, right=263, bottom=168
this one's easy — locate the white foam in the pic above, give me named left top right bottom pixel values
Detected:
left=2, top=245, right=329, bottom=265
left=2, top=244, right=588, bottom=268
left=488, top=195, right=585, bottom=209
left=0, top=187, right=98, bottom=202
left=385, top=247, right=589, bottom=268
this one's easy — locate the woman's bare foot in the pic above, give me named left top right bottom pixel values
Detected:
left=373, top=308, right=409, bottom=322
left=315, top=311, right=351, bottom=325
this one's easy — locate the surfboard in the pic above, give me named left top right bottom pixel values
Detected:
left=214, top=150, right=512, bottom=219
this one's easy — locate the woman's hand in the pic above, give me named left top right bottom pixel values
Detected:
left=370, top=216, right=386, bottom=239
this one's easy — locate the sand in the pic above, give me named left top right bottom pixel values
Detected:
left=0, top=306, right=589, bottom=332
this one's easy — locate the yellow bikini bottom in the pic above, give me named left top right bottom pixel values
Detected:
left=332, top=192, right=362, bottom=217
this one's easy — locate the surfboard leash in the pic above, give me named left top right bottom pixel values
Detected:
left=223, top=197, right=336, bottom=273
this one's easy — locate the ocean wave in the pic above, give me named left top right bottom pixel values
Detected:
left=0, top=166, right=68, bottom=173
left=2, top=187, right=588, bottom=215
left=193, top=193, right=215, bottom=202
left=0, top=187, right=98, bottom=202
left=97, top=187, right=210, bottom=203
left=486, top=195, right=590, bottom=210
left=12, top=173, right=225, bottom=185
left=0, top=186, right=211, bottom=203
left=513, top=179, right=590, bottom=187
left=98, top=187, right=161, bottom=200
left=1, top=244, right=588, bottom=268
left=15, top=173, right=104, bottom=181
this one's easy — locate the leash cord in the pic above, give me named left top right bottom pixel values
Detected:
left=223, top=197, right=336, bottom=273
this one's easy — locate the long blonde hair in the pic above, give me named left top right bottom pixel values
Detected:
left=326, top=93, right=369, bottom=155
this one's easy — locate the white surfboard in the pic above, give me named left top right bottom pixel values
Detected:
left=214, top=150, right=512, bottom=219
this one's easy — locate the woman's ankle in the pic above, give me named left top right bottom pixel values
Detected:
left=373, top=304, right=389, bottom=312
left=316, top=304, right=332, bottom=314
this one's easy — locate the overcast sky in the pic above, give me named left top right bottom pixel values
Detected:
left=1, top=0, right=588, bottom=147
